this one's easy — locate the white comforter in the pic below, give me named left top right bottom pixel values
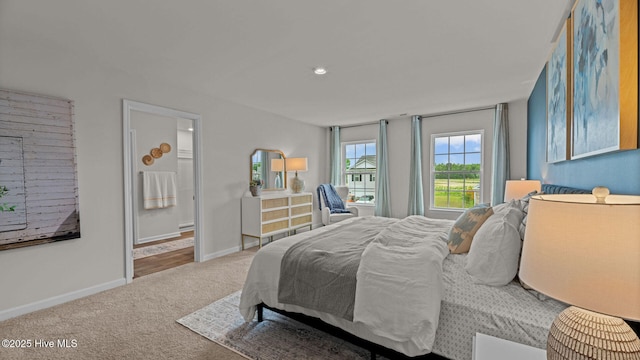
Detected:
left=239, top=216, right=452, bottom=357
left=354, top=216, right=450, bottom=350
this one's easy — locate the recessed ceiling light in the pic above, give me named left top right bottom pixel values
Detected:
left=313, top=67, right=327, bottom=75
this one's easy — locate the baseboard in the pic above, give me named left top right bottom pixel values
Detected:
left=179, top=223, right=194, bottom=231
left=0, top=278, right=126, bottom=322
left=136, top=231, right=182, bottom=245
left=241, top=238, right=261, bottom=250
left=202, top=245, right=244, bottom=262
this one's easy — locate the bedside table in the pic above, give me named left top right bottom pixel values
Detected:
left=473, top=333, right=546, bottom=360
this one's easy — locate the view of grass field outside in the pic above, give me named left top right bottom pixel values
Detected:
left=433, top=132, right=482, bottom=209
left=344, top=141, right=376, bottom=204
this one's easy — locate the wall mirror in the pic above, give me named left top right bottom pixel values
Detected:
left=250, top=149, right=286, bottom=190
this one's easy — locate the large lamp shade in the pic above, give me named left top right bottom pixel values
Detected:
left=504, top=179, right=541, bottom=202
left=270, top=158, right=284, bottom=172
left=519, top=191, right=640, bottom=359
left=285, top=157, right=308, bottom=172
left=286, top=157, right=308, bottom=193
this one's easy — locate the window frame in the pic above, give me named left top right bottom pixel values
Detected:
left=342, top=139, right=377, bottom=206
left=429, top=130, right=484, bottom=211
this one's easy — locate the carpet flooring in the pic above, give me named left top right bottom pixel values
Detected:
left=178, top=291, right=373, bottom=360
left=133, top=237, right=194, bottom=259
left=0, top=248, right=257, bottom=360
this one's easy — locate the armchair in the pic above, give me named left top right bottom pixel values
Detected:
left=317, top=184, right=358, bottom=226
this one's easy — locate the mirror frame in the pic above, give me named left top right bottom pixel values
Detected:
left=250, top=148, right=287, bottom=191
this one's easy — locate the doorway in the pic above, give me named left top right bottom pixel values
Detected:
left=133, top=230, right=194, bottom=278
left=123, top=100, right=203, bottom=283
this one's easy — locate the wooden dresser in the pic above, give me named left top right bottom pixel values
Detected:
left=241, top=192, right=313, bottom=249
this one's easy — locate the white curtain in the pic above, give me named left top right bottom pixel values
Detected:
left=491, top=103, right=510, bottom=205
left=407, top=116, right=424, bottom=215
left=375, top=120, right=391, bottom=217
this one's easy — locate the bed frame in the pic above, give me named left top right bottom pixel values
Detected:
left=254, top=184, right=602, bottom=360
left=257, top=303, right=448, bottom=360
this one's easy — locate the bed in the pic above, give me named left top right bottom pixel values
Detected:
left=239, top=191, right=571, bottom=360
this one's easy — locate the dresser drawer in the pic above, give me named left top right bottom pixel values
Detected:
left=291, top=204, right=312, bottom=217
left=262, top=197, right=288, bottom=209
left=262, top=219, right=289, bottom=234
left=291, top=194, right=312, bottom=206
left=291, top=214, right=312, bottom=227
left=262, top=208, right=289, bottom=222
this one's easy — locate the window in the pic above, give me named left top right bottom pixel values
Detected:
left=343, top=141, right=376, bottom=204
left=431, top=131, right=483, bottom=209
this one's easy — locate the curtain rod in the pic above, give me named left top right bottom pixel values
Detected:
left=418, top=105, right=496, bottom=119
left=330, top=120, right=387, bottom=130
left=330, top=105, right=497, bottom=129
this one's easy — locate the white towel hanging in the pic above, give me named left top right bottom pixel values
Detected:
left=142, top=171, right=177, bottom=209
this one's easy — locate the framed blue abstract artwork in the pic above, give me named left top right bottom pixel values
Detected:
left=546, top=19, right=570, bottom=163
left=571, top=0, right=637, bottom=159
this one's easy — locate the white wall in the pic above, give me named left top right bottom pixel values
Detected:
left=339, top=102, right=528, bottom=220
left=0, top=11, right=325, bottom=315
left=177, top=129, right=194, bottom=229
left=132, top=110, right=180, bottom=242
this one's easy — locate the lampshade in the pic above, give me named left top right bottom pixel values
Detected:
left=520, top=192, right=640, bottom=320
left=286, top=157, right=308, bottom=172
left=503, top=179, right=541, bottom=202
left=271, top=158, right=284, bottom=172
left=520, top=190, right=640, bottom=359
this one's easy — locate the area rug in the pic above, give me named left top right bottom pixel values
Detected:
left=177, top=291, right=373, bottom=359
left=133, top=237, right=193, bottom=259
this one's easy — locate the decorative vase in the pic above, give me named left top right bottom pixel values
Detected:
left=274, top=173, right=282, bottom=188
left=250, top=185, right=262, bottom=197
left=290, top=174, right=304, bottom=193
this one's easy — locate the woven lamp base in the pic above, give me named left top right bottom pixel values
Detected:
left=547, top=306, right=640, bottom=360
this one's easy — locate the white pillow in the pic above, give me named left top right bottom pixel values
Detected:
left=492, top=199, right=521, bottom=216
left=465, top=205, right=524, bottom=286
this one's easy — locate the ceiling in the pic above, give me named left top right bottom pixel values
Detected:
left=1, top=0, right=572, bottom=126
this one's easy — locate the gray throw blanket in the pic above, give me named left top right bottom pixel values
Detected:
left=278, top=217, right=397, bottom=321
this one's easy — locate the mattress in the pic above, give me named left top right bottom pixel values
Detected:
left=432, top=253, right=567, bottom=360
left=239, top=217, right=567, bottom=360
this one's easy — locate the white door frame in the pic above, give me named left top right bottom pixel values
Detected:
left=122, top=99, right=204, bottom=283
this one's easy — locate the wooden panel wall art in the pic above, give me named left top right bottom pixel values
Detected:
left=0, top=89, right=80, bottom=251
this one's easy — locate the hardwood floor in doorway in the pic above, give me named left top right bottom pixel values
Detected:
left=134, top=231, right=194, bottom=279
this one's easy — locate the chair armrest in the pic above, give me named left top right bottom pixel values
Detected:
left=347, top=206, right=359, bottom=217
left=321, top=207, right=331, bottom=225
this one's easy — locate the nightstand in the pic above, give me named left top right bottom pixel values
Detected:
left=473, top=333, right=546, bottom=360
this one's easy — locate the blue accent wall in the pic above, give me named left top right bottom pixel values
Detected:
left=527, top=67, right=640, bottom=195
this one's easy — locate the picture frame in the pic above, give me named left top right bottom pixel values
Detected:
left=0, top=89, right=81, bottom=251
left=571, top=0, right=637, bottom=159
left=546, top=18, right=571, bottom=163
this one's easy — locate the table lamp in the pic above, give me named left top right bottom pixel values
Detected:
left=504, top=179, right=541, bottom=202
left=519, top=187, right=640, bottom=359
left=286, top=157, right=307, bottom=193
left=271, top=158, right=284, bottom=188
